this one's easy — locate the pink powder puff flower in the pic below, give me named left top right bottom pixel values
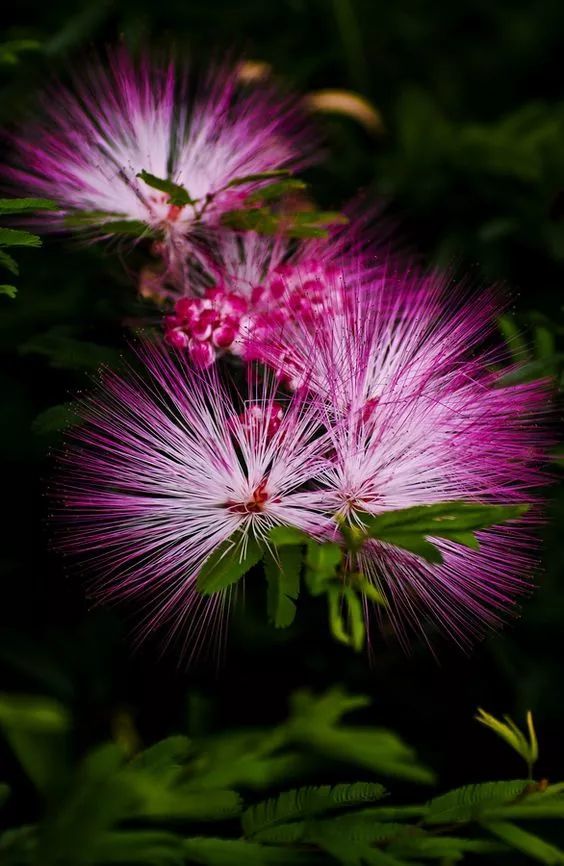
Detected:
left=53, top=340, right=331, bottom=655
left=5, top=48, right=317, bottom=266
left=257, top=266, right=551, bottom=648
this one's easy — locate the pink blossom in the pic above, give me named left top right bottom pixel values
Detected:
left=54, top=340, right=331, bottom=654
left=257, top=265, right=551, bottom=648
left=5, top=49, right=317, bottom=264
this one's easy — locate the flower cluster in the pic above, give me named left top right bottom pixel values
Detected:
left=7, top=47, right=550, bottom=654
left=6, top=48, right=316, bottom=267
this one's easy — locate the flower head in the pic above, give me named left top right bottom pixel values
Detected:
left=5, top=49, right=317, bottom=262
left=259, top=266, right=550, bottom=648
left=54, top=340, right=330, bottom=654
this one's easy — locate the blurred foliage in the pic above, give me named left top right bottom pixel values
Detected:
left=0, top=1, right=564, bottom=865
left=2, top=690, right=564, bottom=864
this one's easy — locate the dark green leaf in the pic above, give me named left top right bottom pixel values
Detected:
left=0, top=825, right=36, bottom=864
left=221, top=207, right=281, bottom=235
left=0, top=39, right=41, bottom=65
left=0, top=285, right=17, bottom=298
left=328, top=586, right=365, bottom=651
left=358, top=502, right=529, bottom=563
left=20, top=327, right=120, bottom=370
left=0, top=198, right=57, bottom=214
left=425, top=780, right=530, bottom=825
left=0, top=694, right=70, bottom=794
left=137, top=170, right=196, bottom=206
left=287, top=691, right=435, bottom=784
left=268, top=526, right=312, bottom=547
left=0, top=250, right=19, bottom=274
left=31, top=403, right=80, bottom=435
left=183, top=837, right=306, bottom=865
left=264, top=547, right=301, bottom=628
left=484, top=821, right=564, bottom=864
left=304, top=541, right=342, bottom=594
left=196, top=533, right=263, bottom=594
left=0, top=228, right=42, bottom=248
left=242, top=782, right=386, bottom=838
left=225, top=169, right=292, bottom=188
left=90, top=830, right=185, bottom=865
left=246, top=179, right=307, bottom=203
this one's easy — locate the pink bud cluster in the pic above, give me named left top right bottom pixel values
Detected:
left=164, top=258, right=341, bottom=368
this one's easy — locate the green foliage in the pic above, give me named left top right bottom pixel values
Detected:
left=424, top=780, right=531, bottom=825
left=221, top=206, right=347, bottom=239
left=349, top=502, right=529, bottom=564
left=263, top=548, right=301, bottom=628
left=19, top=326, right=120, bottom=370
left=31, top=402, right=80, bottom=435
left=0, top=694, right=70, bottom=795
left=1, top=691, right=564, bottom=864
left=285, top=689, right=436, bottom=784
left=484, top=821, right=564, bottom=864
left=0, top=39, right=41, bottom=64
left=0, top=199, right=58, bottom=297
left=183, top=837, right=307, bottom=865
left=476, top=708, right=539, bottom=777
left=137, top=170, right=197, bottom=206
left=0, top=199, right=57, bottom=215
left=196, top=534, right=263, bottom=594
left=242, top=782, right=386, bottom=838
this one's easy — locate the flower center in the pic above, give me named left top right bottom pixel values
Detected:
left=228, top=479, right=269, bottom=514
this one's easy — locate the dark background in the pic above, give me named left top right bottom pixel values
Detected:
left=1, top=0, right=563, bottom=822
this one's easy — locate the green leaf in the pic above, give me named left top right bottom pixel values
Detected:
left=0, top=198, right=57, bottom=214
left=263, top=547, right=301, bottom=628
left=221, top=207, right=281, bottom=235
left=242, top=782, right=386, bottom=838
left=131, top=735, right=192, bottom=775
left=484, top=821, right=564, bottom=864
left=0, top=694, right=70, bottom=794
left=246, top=178, right=307, bottom=203
left=31, top=403, right=80, bottom=435
left=287, top=690, right=435, bottom=785
left=0, top=250, right=19, bottom=274
left=304, top=540, right=342, bottom=594
left=305, top=816, right=408, bottom=866
left=268, top=526, right=312, bottom=547
left=188, top=729, right=302, bottom=791
left=425, top=780, right=530, bottom=825
left=0, top=228, right=42, bottom=248
left=357, top=501, right=529, bottom=563
left=39, top=743, right=135, bottom=862
left=0, top=825, right=37, bottom=864
left=183, top=837, right=306, bottom=865
left=100, top=219, right=152, bottom=236
left=389, top=832, right=503, bottom=861
left=225, top=169, right=292, bottom=188
left=328, top=586, right=365, bottom=651
left=476, top=708, right=538, bottom=774
left=0, top=285, right=17, bottom=298
left=131, top=779, right=243, bottom=821
left=20, top=327, right=120, bottom=370
left=197, top=533, right=263, bottom=594
left=485, top=795, right=564, bottom=820
left=90, top=830, right=185, bottom=865
left=62, top=212, right=153, bottom=237
left=0, top=39, right=41, bottom=64
left=137, top=170, right=196, bottom=206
